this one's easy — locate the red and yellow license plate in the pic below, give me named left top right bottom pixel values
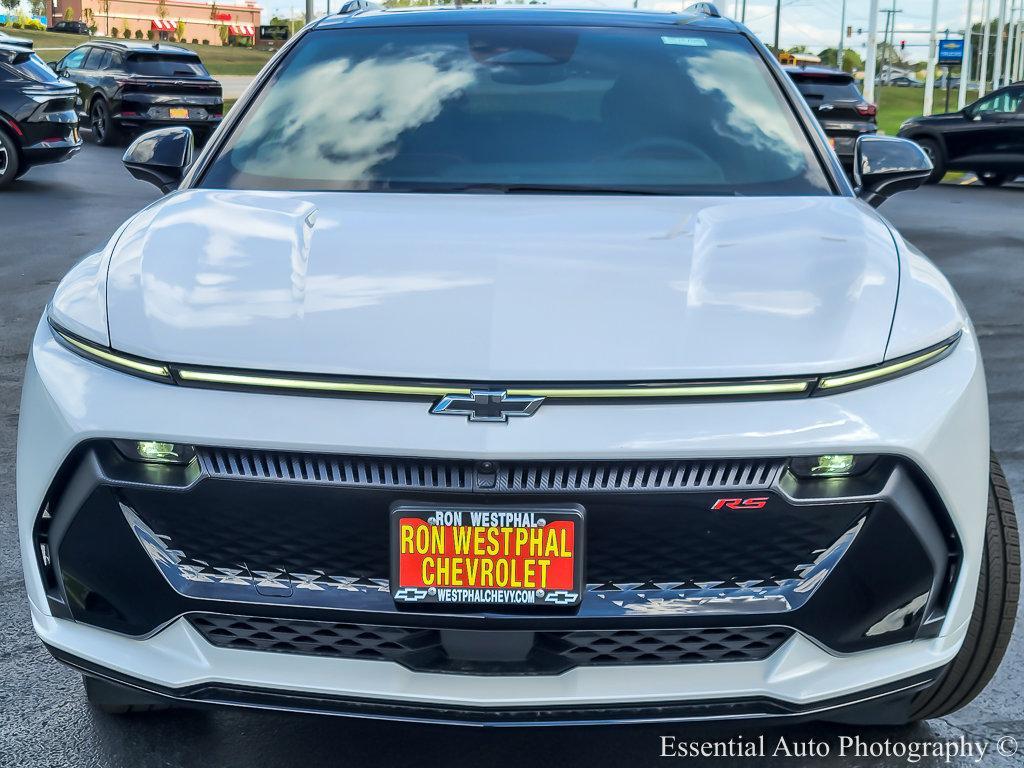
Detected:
left=169, top=107, right=190, bottom=119
left=391, top=505, right=584, bottom=607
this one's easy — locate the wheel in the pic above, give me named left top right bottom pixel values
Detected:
left=910, top=453, right=1020, bottom=721
left=0, top=128, right=21, bottom=189
left=915, top=138, right=946, bottom=184
left=977, top=172, right=1008, bottom=187
left=82, top=675, right=174, bottom=714
left=90, top=99, right=121, bottom=147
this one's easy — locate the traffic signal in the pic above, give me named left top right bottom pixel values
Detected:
left=900, top=40, right=906, bottom=51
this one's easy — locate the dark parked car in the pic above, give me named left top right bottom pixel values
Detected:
left=785, top=66, right=877, bottom=169
left=0, top=43, right=82, bottom=188
left=52, top=41, right=222, bottom=146
left=48, top=20, right=91, bottom=35
left=899, top=83, right=1024, bottom=186
left=0, top=30, right=33, bottom=49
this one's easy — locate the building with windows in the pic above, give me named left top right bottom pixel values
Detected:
left=52, top=0, right=262, bottom=46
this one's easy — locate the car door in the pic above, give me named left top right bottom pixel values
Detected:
left=75, top=47, right=108, bottom=116
left=949, top=86, right=1024, bottom=171
left=56, top=46, right=90, bottom=117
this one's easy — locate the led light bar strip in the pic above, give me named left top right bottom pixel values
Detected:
left=817, top=339, right=958, bottom=391
left=175, top=368, right=470, bottom=397
left=506, top=381, right=811, bottom=398
left=54, top=329, right=171, bottom=379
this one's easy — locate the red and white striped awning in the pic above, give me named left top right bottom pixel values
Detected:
left=228, top=24, right=255, bottom=36
left=151, top=19, right=176, bottom=31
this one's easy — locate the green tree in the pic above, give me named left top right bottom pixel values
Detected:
left=218, top=24, right=229, bottom=45
left=64, top=7, right=74, bottom=22
left=175, top=19, right=185, bottom=41
left=818, top=47, right=864, bottom=73
left=787, top=45, right=808, bottom=55
left=30, top=0, right=45, bottom=18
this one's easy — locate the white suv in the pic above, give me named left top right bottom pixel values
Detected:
left=18, top=4, right=1018, bottom=725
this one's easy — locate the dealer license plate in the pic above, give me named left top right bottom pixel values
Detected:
left=391, top=504, right=584, bottom=607
left=169, top=108, right=190, bottom=119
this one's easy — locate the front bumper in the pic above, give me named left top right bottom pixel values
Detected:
left=18, top=317, right=990, bottom=720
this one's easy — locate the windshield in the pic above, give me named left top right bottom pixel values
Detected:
left=789, top=73, right=861, bottom=104
left=201, top=25, right=831, bottom=195
left=1, top=50, right=60, bottom=83
left=127, top=54, right=209, bottom=77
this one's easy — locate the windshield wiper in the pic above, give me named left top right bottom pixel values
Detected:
left=433, top=183, right=672, bottom=195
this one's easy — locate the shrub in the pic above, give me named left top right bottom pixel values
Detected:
left=147, top=29, right=155, bottom=40
left=201, top=39, right=209, bottom=45
left=111, top=27, right=118, bottom=37
left=191, top=38, right=198, bottom=44
left=134, top=29, right=143, bottom=38
left=122, top=27, right=131, bottom=38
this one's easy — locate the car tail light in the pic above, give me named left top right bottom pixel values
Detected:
left=856, top=103, right=878, bottom=117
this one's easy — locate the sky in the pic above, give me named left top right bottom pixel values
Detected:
left=255, top=0, right=984, bottom=62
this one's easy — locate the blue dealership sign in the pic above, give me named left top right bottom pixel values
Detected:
left=938, top=38, right=965, bottom=65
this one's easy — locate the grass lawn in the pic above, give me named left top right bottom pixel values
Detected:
left=875, top=85, right=978, bottom=135
left=10, top=27, right=271, bottom=76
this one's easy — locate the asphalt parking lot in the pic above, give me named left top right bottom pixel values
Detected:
left=0, top=144, right=1021, bottom=767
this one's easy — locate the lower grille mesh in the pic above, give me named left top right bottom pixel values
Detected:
left=189, top=613, right=794, bottom=674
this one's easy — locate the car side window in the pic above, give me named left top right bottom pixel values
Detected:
left=972, top=88, right=1024, bottom=115
left=61, top=48, right=88, bottom=70
left=95, top=51, right=112, bottom=70
left=107, top=53, right=123, bottom=71
left=82, top=48, right=105, bottom=70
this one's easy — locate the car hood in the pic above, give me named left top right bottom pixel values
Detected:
left=105, top=190, right=899, bottom=381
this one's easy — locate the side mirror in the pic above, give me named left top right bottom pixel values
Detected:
left=123, top=127, right=194, bottom=194
left=854, top=135, right=932, bottom=208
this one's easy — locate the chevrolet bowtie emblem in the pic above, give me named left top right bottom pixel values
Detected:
left=431, top=390, right=544, bottom=422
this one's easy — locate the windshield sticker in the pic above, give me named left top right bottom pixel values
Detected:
left=661, top=36, right=709, bottom=47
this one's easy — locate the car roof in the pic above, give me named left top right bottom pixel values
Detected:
left=82, top=41, right=199, bottom=56
left=315, top=6, right=741, bottom=32
left=0, top=42, right=30, bottom=53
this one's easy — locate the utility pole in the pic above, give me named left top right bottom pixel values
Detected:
left=865, top=0, right=881, bottom=103
left=979, top=0, right=992, bottom=94
left=924, top=0, right=940, bottom=115
left=741, top=0, right=747, bottom=23
left=879, top=2, right=902, bottom=85
left=993, top=0, right=1006, bottom=89
left=1017, top=4, right=1024, bottom=78
left=306, top=0, right=313, bottom=24
left=960, top=0, right=975, bottom=109
left=838, top=0, right=847, bottom=70
left=773, top=0, right=782, bottom=51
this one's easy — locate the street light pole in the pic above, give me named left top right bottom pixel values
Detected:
left=993, top=0, right=1006, bottom=89
left=979, top=0, right=992, bottom=94
left=306, top=0, right=314, bottom=25
left=924, top=0, right=940, bottom=115
left=838, top=0, right=847, bottom=71
left=865, top=0, right=881, bottom=103
left=773, top=0, right=782, bottom=51
left=959, top=0, right=975, bottom=109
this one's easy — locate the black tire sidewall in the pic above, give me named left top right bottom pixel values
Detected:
left=917, top=139, right=946, bottom=184
left=0, top=129, right=20, bottom=189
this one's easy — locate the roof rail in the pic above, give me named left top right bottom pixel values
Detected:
left=684, top=3, right=722, bottom=17
left=337, top=0, right=379, bottom=14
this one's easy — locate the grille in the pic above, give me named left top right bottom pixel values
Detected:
left=189, top=613, right=794, bottom=673
left=199, top=449, right=785, bottom=494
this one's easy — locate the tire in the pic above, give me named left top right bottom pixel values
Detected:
left=977, top=172, right=1008, bottom=187
left=82, top=675, right=174, bottom=715
left=910, top=453, right=1020, bottom=721
left=90, top=99, right=121, bottom=147
left=915, top=138, right=946, bottom=184
left=0, top=128, right=21, bottom=189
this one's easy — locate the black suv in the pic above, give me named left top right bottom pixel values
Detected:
left=898, top=83, right=1024, bottom=186
left=0, top=44, right=81, bottom=188
left=785, top=66, right=877, bottom=170
left=53, top=42, right=222, bottom=146
left=48, top=21, right=91, bottom=35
